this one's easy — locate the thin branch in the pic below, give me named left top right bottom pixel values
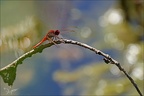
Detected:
left=62, top=39, right=143, bottom=96
left=0, top=39, right=143, bottom=96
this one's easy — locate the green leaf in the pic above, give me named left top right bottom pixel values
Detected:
left=0, top=64, right=17, bottom=86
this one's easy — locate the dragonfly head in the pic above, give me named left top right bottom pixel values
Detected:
left=55, top=30, right=60, bottom=35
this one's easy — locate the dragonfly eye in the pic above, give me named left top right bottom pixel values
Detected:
left=55, top=30, right=60, bottom=35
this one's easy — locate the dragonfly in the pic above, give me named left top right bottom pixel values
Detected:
left=33, top=26, right=77, bottom=49
left=33, top=30, right=62, bottom=49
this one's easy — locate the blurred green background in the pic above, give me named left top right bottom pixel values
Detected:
left=0, top=0, right=143, bottom=96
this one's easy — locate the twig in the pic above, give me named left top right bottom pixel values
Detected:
left=62, top=39, right=143, bottom=96
left=0, top=39, right=143, bottom=96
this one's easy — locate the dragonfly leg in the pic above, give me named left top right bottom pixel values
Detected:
left=55, top=36, right=65, bottom=43
left=47, top=37, right=59, bottom=47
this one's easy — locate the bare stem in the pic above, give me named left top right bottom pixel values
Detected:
left=0, top=39, right=143, bottom=96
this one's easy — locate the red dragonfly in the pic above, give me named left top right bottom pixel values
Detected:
left=33, top=27, right=77, bottom=49
left=33, top=30, right=61, bottom=49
